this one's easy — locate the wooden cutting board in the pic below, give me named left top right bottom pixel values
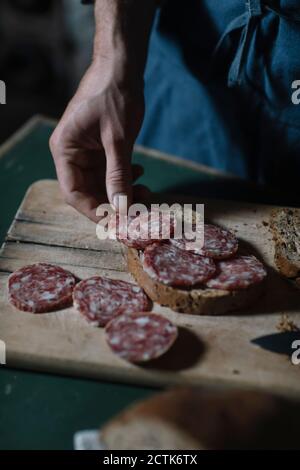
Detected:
left=1, top=180, right=300, bottom=398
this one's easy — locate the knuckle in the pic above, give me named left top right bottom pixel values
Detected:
left=49, top=130, right=60, bottom=153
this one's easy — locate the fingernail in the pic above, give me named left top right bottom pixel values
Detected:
left=112, top=193, right=128, bottom=213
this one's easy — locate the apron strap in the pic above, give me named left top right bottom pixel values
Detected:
left=213, top=0, right=300, bottom=88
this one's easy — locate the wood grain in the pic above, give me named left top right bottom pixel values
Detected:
left=1, top=180, right=300, bottom=398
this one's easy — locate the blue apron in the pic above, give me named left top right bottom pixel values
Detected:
left=137, top=0, right=300, bottom=188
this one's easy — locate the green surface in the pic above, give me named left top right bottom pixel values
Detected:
left=0, top=120, right=215, bottom=450
left=0, top=368, right=154, bottom=450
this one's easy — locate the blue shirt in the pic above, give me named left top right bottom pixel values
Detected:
left=137, top=0, right=300, bottom=188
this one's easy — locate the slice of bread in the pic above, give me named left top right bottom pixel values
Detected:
left=270, top=208, right=300, bottom=278
left=101, top=387, right=300, bottom=450
left=127, top=248, right=264, bottom=315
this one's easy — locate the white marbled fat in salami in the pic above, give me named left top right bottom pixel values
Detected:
left=105, top=312, right=178, bottom=362
left=8, top=263, right=76, bottom=313
left=171, top=223, right=238, bottom=260
left=142, top=242, right=216, bottom=287
left=206, top=255, right=267, bottom=290
left=73, top=276, right=151, bottom=327
left=108, top=210, right=176, bottom=250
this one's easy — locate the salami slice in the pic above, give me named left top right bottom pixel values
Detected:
left=73, top=276, right=151, bottom=327
left=105, top=312, right=178, bottom=362
left=8, top=263, right=76, bottom=313
left=142, top=242, right=216, bottom=287
left=171, top=223, right=238, bottom=260
left=206, top=255, right=267, bottom=290
left=108, top=210, right=176, bottom=250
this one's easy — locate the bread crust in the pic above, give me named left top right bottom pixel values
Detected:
left=270, top=208, right=300, bottom=278
left=102, top=387, right=300, bottom=450
left=127, top=248, right=264, bottom=315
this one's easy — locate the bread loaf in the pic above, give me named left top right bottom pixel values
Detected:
left=102, top=387, right=300, bottom=450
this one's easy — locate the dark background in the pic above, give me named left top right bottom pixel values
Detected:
left=0, top=0, right=94, bottom=143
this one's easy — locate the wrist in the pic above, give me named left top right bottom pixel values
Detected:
left=93, top=0, right=156, bottom=74
left=91, top=51, right=145, bottom=95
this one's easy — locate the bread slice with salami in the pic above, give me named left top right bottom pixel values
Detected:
left=127, top=246, right=266, bottom=315
left=109, top=210, right=267, bottom=315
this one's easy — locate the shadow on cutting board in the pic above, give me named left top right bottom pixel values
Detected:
left=242, top=267, right=300, bottom=316
left=252, top=331, right=300, bottom=357
left=141, top=327, right=205, bottom=372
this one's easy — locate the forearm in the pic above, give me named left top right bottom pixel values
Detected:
left=93, top=0, right=157, bottom=77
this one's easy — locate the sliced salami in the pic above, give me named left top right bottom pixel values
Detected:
left=171, top=223, right=238, bottom=260
left=73, top=276, right=151, bottom=327
left=105, top=312, right=178, bottom=362
left=206, top=255, right=267, bottom=290
left=108, top=210, right=176, bottom=250
left=142, top=242, right=216, bottom=287
left=8, top=263, right=76, bottom=313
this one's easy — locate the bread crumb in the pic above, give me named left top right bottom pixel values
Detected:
left=232, top=369, right=240, bottom=375
left=262, top=221, right=269, bottom=227
left=276, top=314, right=299, bottom=333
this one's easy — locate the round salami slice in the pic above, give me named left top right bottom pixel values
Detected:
left=105, top=312, right=178, bottom=362
left=142, top=242, right=216, bottom=287
left=206, top=255, right=267, bottom=290
left=108, top=210, right=176, bottom=250
left=171, top=223, right=238, bottom=260
left=8, top=263, right=76, bottom=313
left=73, top=276, right=151, bottom=327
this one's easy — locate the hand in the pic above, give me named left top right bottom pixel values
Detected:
left=50, top=0, right=156, bottom=221
left=50, top=58, right=148, bottom=222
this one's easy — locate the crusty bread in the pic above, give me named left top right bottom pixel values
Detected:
left=102, top=387, right=300, bottom=450
left=127, top=248, right=264, bottom=315
left=270, top=208, right=300, bottom=278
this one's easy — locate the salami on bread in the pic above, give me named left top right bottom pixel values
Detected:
left=108, top=210, right=176, bottom=250
left=205, top=255, right=267, bottom=290
left=128, top=248, right=265, bottom=315
left=171, top=223, right=238, bottom=259
left=142, top=242, right=216, bottom=287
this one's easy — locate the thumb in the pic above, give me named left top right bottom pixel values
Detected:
left=105, top=140, right=133, bottom=213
